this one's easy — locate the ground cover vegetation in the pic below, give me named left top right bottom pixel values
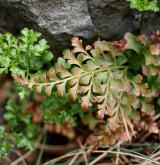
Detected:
left=0, top=0, right=159, bottom=164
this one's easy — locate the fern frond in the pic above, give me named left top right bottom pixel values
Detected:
left=0, top=28, right=53, bottom=77
left=13, top=36, right=154, bottom=138
left=124, top=32, right=160, bottom=75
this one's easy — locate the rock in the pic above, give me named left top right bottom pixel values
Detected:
left=0, top=0, right=95, bottom=54
left=0, top=0, right=160, bottom=55
left=87, top=0, right=136, bottom=39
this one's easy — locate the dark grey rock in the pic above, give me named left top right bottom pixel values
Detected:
left=0, top=0, right=160, bottom=55
left=87, top=0, right=136, bottom=39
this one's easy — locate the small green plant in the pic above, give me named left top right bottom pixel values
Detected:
left=0, top=28, right=53, bottom=77
left=0, top=99, right=39, bottom=156
left=41, top=93, right=84, bottom=126
left=127, top=0, right=159, bottom=12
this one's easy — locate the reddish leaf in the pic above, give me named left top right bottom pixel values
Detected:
left=36, top=85, right=42, bottom=94
left=77, top=85, right=90, bottom=94
left=97, top=109, right=105, bottom=119
left=56, top=82, right=66, bottom=97
left=71, top=66, right=83, bottom=75
left=45, top=85, right=53, bottom=96
left=69, top=82, right=78, bottom=101
left=71, top=37, right=87, bottom=54
left=150, top=44, right=160, bottom=55
left=81, top=95, right=91, bottom=111
left=79, top=75, right=92, bottom=85
left=56, top=64, right=71, bottom=78
left=63, top=49, right=79, bottom=65
left=48, top=68, right=57, bottom=80
left=94, top=40, right=115, bottom=56
left=41, top=72, right=48, bottom=83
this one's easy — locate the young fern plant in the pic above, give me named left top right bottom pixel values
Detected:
left=13, top=33, right=160, bottom=140
left=0, top=99, right=39, bottom=156
left=0, top=28, right=53, bottom=77
left=0, top=28, right=53, bottom=99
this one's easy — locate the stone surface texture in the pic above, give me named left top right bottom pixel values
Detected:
left=0, top=0, right=160, bottom=53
